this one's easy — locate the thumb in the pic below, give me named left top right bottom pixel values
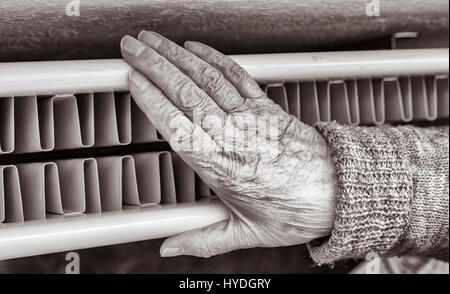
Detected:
left=160, top=218, right=252, bottom=258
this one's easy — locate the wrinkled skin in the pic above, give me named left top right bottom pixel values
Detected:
left=120, top=31, right=336, bottom=258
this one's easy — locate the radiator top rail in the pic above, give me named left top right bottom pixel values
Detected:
left=0, top=49, right=448, bottom=97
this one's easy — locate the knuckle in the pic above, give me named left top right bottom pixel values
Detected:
left=198, top=66, right=226, bottom=93
left=141, top=49, right=161, bottom=67
left=165, top=44, right=182, bottom=61
left=210, top=50, right=226, bottom=66
left=174, top=78, right=194, bottom=97
left=175, top=79, right=204, bottom=108
left=226, top=63, right=247, bottom=83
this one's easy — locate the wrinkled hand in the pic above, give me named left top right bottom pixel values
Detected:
left=120, top=31, right=336, bottom=258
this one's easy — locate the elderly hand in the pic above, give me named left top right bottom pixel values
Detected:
left=120, top=31, right=336, bottom=258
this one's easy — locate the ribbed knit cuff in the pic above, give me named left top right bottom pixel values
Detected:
left=307, top=122, right=414, bottom=265
left=308, top=122, right=449, bottom=265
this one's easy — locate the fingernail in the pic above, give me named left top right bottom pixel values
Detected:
left=161, top=247, right=183, bottom=257
left=128, top=69, right=150, bottom=91
left=121, top=35, right=145, bottom=56
left=139, top=31, right=162, bottom=47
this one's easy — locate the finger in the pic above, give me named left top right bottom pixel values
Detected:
left=160, top=218, right=254, bottom=258
left=128, top=69, right=224, bottom=165
left=121, top=35, right=226, bottom=123
left=184, top=41, right=266, bottom=100
left=128, top=68, right=189, bottom=142
left=138, top=31, right=245, bottom=112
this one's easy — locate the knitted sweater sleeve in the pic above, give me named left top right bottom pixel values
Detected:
left=307, top=122, right=449, bottom=265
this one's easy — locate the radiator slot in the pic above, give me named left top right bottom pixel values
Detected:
left=1, top=166, right=22, bottom=223
left=437, top=76, right=449, bottom=119
left=264, top=84, right=289, bottom=112
left=131, top=98, right=163, bottom=143
left=195, top=174, right=214, bottom=198
left=285, top=83, right=301, bottom=120
left=0, top=97, right=14, bottom=154
left=298, top=82, right=321, bottom=124
left=94, top=92, right=131, bottom=147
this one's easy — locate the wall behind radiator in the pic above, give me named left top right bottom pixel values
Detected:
left=0, top=0, right=449, bottom=62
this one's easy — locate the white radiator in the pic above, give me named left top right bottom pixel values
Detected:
left=0, top=48, right=448, bottom=260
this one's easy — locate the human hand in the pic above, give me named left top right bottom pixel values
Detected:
left=120, top=31, right=336, bottom=258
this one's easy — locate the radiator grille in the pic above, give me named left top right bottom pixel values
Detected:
left=263, top=75, right=449, bottom=125
left=0, top=50, right=448, bottom=259
left=0, top=152, right=216, bottom=223
left=1, top=93, right=164, bottom=155
left=0, top=75, right=448, bottom=224
left=1, top=75, right=448, bottom=155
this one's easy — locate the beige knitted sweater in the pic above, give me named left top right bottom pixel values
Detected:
left=308, top=122, right=449, bottom=265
